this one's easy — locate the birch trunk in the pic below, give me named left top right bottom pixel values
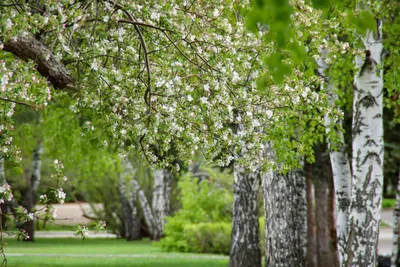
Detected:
left=262, top=166, right=307, bottom=267
left=151, top=169, right=171, bottom=240
left=328, top=162, right=340, bottom=267
left=23, top=141, right=43, bottom=242
left=229, top=163, right=261, bottom=267
left=391, top=169, right=400, bottom=267
left=131, top=178, right=155, bottom=238
left=118, top=157, right=140, bottom=241
left=305, top=162, right=317, bottom=267
left=318, top=48, right=352, bottom=264
left=347, top=20, right=384, bottom=266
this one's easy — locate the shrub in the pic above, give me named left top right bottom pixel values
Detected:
left=184, top=222, right=231, bottom=255
left=160, top=169, right=233, bottom=253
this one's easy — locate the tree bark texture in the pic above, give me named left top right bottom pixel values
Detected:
left=131, top=178, right=155, bottom=238
left=347, top=20, right=384, bottom=266
left=118, top=157, right=141, bottom=241
left=262, top=166, right=307, bottom=267
left=314, top=146, right=339, bottom=267
left=305, top=162, right=317, bottom=267
left=151, top=169, right=171, bottom=240
left=23, top=141, right=43, bottom=242
left=328, top=161, right=340, bottom=267
left=229, top=163, right=261, bottom=267
left=318, top=47, right=352, bottom=265
left=3, top=36, right=74, bottom=89
left=391, top=169, right=400, bottom=267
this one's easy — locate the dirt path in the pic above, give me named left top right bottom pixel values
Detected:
left=37, top=203, right=102, bottom=226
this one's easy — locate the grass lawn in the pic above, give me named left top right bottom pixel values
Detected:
left=3, top=238, right=228, bottom=267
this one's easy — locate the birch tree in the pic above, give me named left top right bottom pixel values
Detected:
left=151, top=169, right=171, bottom=240
left=347, top=18, right=384, bottom=266
left=229, top=163, right=261, bottom=267
left=118, top=156, right=141, bottom=240
left=317, top=47, right=351, bottom=264
left=21, top=141, right=43, bottom=241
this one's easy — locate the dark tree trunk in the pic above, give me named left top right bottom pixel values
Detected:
left=327, top=162, right=339, bottom=267
left=305, top=162, right=317, bottom=267
left=229, top=163, right=261, bottom=267
left=314, top=145, right=339, bottom=267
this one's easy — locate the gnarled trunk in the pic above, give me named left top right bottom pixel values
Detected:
left=262, top=165, right=307, bottom=267
left=3, top=36, right=74, bottom=89
left=347, top=19, right=384, bottom=266
left=229, top=163, right=261, bottom=267
left=151, top=169, right=171, bottom=240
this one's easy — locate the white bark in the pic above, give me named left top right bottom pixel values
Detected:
left=347, top=20, right=384, bottom=266
left=229, top=163, right=261, bottom=267
left=131, top=178, right=155, bottom=237
left=118, top=156, right=140, bottom=240
left=318, top=48, right=352, bottom=264
left=262, top=146, right=307, bottom=267
left=151, top=169, right=171, bottom=240
left=391, top=169, right=400, bottom=267
left=30, top=142, right=43, bottom=192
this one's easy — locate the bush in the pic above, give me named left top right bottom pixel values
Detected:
left=160, top=169, right=233, bottom=253
left=184, top=222, right=231, bottom=255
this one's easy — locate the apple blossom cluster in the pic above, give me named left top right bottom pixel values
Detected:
left=15, top=206, right=35, bottom=223
left=74, top=225, right=90, bottom=240
left=0, top=1, right=341, bottom=172
left=0, top=184, right=13, bottom=204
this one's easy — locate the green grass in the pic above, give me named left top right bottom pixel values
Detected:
left=3, top=238, right=228, bottom=267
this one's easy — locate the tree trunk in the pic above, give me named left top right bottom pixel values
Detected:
left=318, top=47, right=352, bottom=265
left=23, top=141, right=43, bottom=242
left=314, top=146, right=339, bottom=267
left=305, top=162, right=317, bottom=267
left=391, top=169, right=400, bottom=267
left=262, top=165, right=307, bottom=267
left=229, top=163, right=261, bottom=267
left=327, top=161, right=340, bottom=267
left=151, top=169, right=171, bottom=240
left=131, top=178, right=155, bottom=238
left=118, top=157, right=141, bottom=241
left=347, top=19, right=384, bottom=266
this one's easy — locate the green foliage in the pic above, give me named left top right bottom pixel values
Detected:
left=184, top=222, right=231, bottom=255
left=347, top=10, right=376, bottom=35
left=160, top=169, right=233, bottom=253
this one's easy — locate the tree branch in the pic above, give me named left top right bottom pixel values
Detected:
left=2, top=36, right=75, bottom=90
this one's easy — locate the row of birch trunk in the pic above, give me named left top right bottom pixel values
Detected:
left=228, top=18, right=387, bottom=267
